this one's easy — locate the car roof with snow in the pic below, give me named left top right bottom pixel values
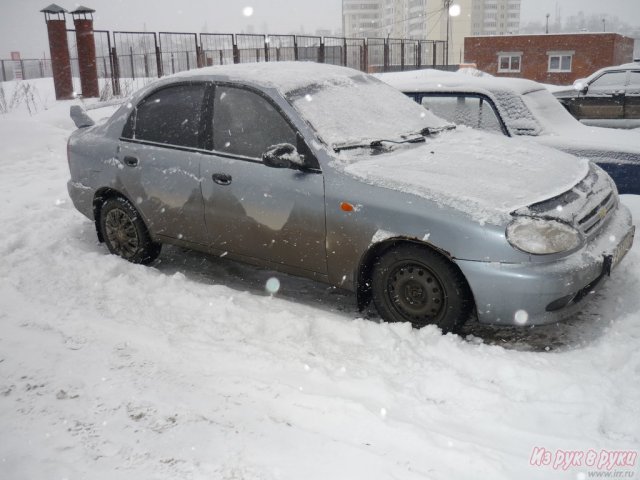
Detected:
left=580, top=60, right=640, bottom=84
left=169, top=61, right=367, bottom=95
left=377, top=69, right=545, bottom=96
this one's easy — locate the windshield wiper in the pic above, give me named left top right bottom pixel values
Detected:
left=334, top=135, right=425, bottom=153
left=417, top=124, right=456, bottom=136
left=333, top=125, right=457, bottom=152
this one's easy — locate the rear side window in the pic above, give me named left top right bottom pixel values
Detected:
left=213, top=86, right=296, bottom=158
left=127, top=83, right=207, bottom=148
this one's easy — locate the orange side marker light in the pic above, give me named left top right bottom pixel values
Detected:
left=340, top=202, right=355, bottom=212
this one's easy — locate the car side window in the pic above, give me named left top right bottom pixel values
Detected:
left=589, top=72, right=627, bottom=89
left=420, top=95, right=503, bottom=134
left=213, top=86, right=297, bottom=159
left=127, top=83, right=207, bottom=148
left=627, top=72, right=640, bottom=90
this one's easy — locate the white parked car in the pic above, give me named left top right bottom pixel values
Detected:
left=378, top=69, right=640, bottom=194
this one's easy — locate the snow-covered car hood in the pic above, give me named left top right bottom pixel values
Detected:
left=333, top=127, right=590, bottom=225
left=535, top=124, right=640, bottom=157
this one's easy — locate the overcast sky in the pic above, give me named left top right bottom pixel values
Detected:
left=1, top=0, right=639, bottom=58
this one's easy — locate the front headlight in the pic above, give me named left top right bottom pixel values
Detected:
left=506, top=217, right=581, bottom=254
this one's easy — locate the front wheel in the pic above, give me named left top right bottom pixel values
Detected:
left=371, top=244, right=472, bottom=332
left=99, top=197, right=161, bottom=265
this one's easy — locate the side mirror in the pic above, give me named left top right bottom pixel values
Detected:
left=262, top=143, right=306, bottom=169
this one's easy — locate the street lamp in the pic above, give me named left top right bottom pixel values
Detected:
left=545, top=13, right=550, bottom=34
left=444, top=0, right=461, bottom=65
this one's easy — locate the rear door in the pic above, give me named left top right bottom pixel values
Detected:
left=118, top=82, right=211, bottom=244
left=200, top=84, right=328, bottom=274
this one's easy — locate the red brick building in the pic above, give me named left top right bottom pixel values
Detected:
left=464, top=33, right=634, bottom=85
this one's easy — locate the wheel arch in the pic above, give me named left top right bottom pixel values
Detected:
left=355, top=237, right=473, bottom=312
left=92, top=187, right=129, bottom=243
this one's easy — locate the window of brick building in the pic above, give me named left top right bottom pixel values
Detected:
left=498, top=53, right=522, bottom=72
left=548, top=52, right=573, bottom=72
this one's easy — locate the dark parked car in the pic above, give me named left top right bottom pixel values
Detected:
left=378, top=69, right=640, bottom=194
left=553, top=61, right=640, bottom=129
left=67, top=62, right=634, bottom=331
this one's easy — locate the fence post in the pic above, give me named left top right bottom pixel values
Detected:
left=319, top=39, right=325, bottom=63
left=111, top=46, right=121, bottom=96
left=362, top=42, right=368, bottom=72
left=342, top=38, right=347, bottom=66
left=383, top=38, right=389, bottom=72
left=294, top=36, right=299, bottom=61
left=0, top=60, right=5, bottom=81
left=144, top=54, right=149, bottom=77
left=39, top=59, right=45, bottom=77
left=155, top=38, right=163, bottom=77
left=417, top=42, right=422, bottom=68
left=196, top=44, right=203, bottom=68
left=264, top=38, right=269, bottom=62
left=232, top=36, right=240, bottom=64
left=400, top=40, right=405, bottom=71
left=129, top=46, right=135, bottom=79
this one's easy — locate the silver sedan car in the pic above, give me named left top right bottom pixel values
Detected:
left=67, top=62, right=635, bottom=331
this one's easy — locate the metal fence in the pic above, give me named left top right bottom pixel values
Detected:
left=2, top=30, right=448, bottom=98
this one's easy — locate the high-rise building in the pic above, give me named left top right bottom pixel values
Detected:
left=342, top=0, right=521, bottom=63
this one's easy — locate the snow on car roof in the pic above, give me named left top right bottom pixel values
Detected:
left=377, top=69, right=544, bottom=96
left=172, top=61, right=368, bottom=94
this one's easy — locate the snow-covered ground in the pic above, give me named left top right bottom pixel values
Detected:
left=1, top=78, right=639, bottom=480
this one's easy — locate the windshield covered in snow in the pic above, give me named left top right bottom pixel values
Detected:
left=520, top=88, right=583, bottom=134
left=285, top=74, right=448, bottom=148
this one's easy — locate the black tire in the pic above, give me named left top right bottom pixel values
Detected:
left=371, top=244, right=472, bottom=332
left=99, top=197, right=161, bottom=265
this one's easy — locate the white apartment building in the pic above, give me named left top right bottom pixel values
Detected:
left=342, top=0, right=521, bottom=63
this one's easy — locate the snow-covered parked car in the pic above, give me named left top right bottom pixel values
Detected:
left=378, top=69, right=640, bottom=194
left=553, top=60, right=640, bottom=129
left=67, top=62, right=634, bottom=331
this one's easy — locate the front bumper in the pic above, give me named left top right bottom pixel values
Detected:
left=457, top=204, right=634, bottom=326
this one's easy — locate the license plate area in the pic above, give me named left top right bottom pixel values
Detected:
left=612, top=226, right=635, bottom=270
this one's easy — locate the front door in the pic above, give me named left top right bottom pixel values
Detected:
left=578, top=71, right=627, bottom=120
left=624, top=70, right=640, bottom=123
left=200, top=85, right=327, bottom=274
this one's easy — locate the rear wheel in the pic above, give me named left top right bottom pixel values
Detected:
left=371, top=244, right=471, bottom=332
left=99, top=197, right=161, bottom=265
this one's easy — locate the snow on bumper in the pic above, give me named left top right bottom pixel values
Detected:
left=457, top=203, right=634, bottom=326
left=67, top=180, right=95, bottom=220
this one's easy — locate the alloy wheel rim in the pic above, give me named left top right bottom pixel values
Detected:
left=104, top=208, right=139, bottom=258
